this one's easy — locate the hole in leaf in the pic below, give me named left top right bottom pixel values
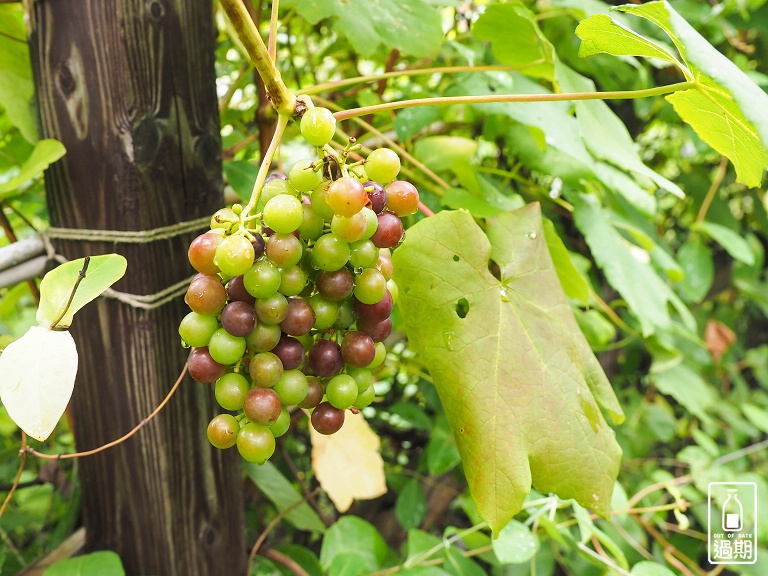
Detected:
left=453, top=254, right=460, bottom=262
left=488, top=260, right=502, bottom=280
left=455, top=298, right=469, bottom=319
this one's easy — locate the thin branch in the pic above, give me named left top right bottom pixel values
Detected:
left=219, top=61, right=252, bottom=113
left=27, top=363, right=187, bottom=460
left=0, top=432, right=27, bottom=521
left=627, top=474, right=692, bottom=509
left=267, top=0, right=279, bottom=61
left=280, top=443, right=333, bottom=526
left=333, top=81, right=697, bottom=121
left=696, top=156, right=728, bottom=223
left=0, top=204, right=40, bottom=304
left=260, top=548, right=310, bottom=576
left=50, top=256, right=90, bottom=330
left=219, top=0, right=296, bottom=116
left=241, top=113, right=289, bottom=220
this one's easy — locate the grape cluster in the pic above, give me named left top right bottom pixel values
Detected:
left=179, top=106, right=419, bottom=464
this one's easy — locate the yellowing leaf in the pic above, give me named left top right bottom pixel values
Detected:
left=310, top=411, right=386, bottom=512
left=0, top=327, right=78, bottom=441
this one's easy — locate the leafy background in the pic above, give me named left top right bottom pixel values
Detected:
left=1, top=0, right=768, bottom=574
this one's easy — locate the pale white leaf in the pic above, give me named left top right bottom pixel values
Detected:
left=310, top=411, right=387, bottom=512
left=0, top=327, right=78, bottom=441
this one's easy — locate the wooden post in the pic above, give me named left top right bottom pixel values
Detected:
left=26, top=1, right=246, bottom=574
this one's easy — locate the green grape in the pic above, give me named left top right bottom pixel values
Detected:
left=361, top=207, right=378, bottom=239
left=331, top=212, right=367, bottom=243
left=255, top=292, right=288, bottom=325
left=245, top=323, right=281, bottom=353
left=243, top=259, right=281, bottom=299
left=249, top=351, right=283, bottom=387
left=208, top=328, right=247, bottom=365
left=210, top=207, right=237, bottom=230
left=333, top=299, right=356, bottom=330
left=288, top=159, right=322, bottom=193
left=309, top=293, right=339, bottom=330
left=207, top=414, right=239, bottom=449
left=298, top=204, right=325, bottom=240
left=179, top=312, right=219, bottom=348
left=387, top=279, right=399, bottom=304
left=349, top=239, right=379, bottom=268
left=215, top=235, right=255, bottom=277
left=237, top=423, right=275, bottom=464
left=263, top=194, right=303, bottom=233
left=367, top=341, right=387, bottom=368
left=273, top=369, right=309, bottom=406
left=347, top=366, right=373, bottom=393
left=257, top=178, right=295, bottom=211
left=365, top=148, right=401, bottom=183
left=269, top=407, right=291, bottom=438
left=311, top=183, right=335, bottom=221
left=326, top=374, right=358, bottom=410
left=353, top=268, right=387, bottom=305
left=353, top=383, right=375, bottom=409
left=311, top=234, right=350, bottom=271
left=278, top=265, right=307, bottom=296
left=215, top=372, right=250, bottom=411
left=300, top=107, right=336, bottom=146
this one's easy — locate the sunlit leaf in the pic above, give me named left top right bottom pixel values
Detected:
left=42, top=551, right=124, bottom=576
left=310, top=411, right=386, bottom=512
left=0, top=327, right=77, bottom=441
left=393, top=206, right=623, bottom=534
left=0, top=139, right=65, bottom=197
left=36, top=254, right=127, bottom=329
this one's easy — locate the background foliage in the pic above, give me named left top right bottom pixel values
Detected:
left=1, top=0, right=768, bottom=574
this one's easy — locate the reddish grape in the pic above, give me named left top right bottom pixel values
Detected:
left=227, top=275, right=256, bottom=305
left=185, top=275, right=227, bottom=315
left=362, top=181, right=387, bottom=214
left=326, top=177, right=368, bottom=217
left=354, top=291, right=393, bottom=324
left=221, top=301, right=257, bottom=337
left=252, top=234, right=266, bottom=260
left=207, top=414, right=239, bottom=449
left=341, top=331, right=376, bottom=367
left=299, top=376, right=324, bottom=409
left=271, top=334, right=305, bottom=370
left=385, top=180, right=419, bottom=216
left=188, top=347, right=227, bottom=383
left=188, top=232, right=223, bottom=275
left=311, top=402, right=345, bottom=435
left=375, top=253, right=394, bottom=281
left=370, top=211, right=404, bottom=249
left=309, top=339, right=343, bottom=377
left=317, top=269, right=354, bottom=301
left=243, top=388, right=283, bottom=425
left=280, top=299, right=316, bottom=336
left=357, top=317, right=392, bottom=343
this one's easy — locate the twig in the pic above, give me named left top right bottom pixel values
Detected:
left=0, top=432, right=28, bottom=521
left=260, top=548, right=310, bottom=576
left=627, top=474, right=692, bottom=509
left=247, top=488, right=320, bottom=572
left=280, top=443, right=333, bottom=526
left=267, top=0, right=279, bottom=61
left=27, top=363, right=187, bottom=460
left=0, top=204, right=40, bottom=303
left=50, top=256, right=90, bottom=330
left=219, top=61, right=253, bottom=113
left=696, top=156, right=728, bottom=224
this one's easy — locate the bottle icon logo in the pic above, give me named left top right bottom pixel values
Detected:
left=708, top=482, right=757, bottom=565
left=722, top=489, right=743, bottom=532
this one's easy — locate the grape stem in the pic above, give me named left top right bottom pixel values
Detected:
left=241, top=113, right=290, bottom=223
left=333, top=80, right=697, bottom=121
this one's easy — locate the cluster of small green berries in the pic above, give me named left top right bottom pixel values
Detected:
left=178, top=106, right=419, bottom=465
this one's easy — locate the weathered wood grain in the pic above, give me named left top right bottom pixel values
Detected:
left=27, top=1, right=246, bottom=574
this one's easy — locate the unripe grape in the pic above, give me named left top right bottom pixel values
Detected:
left=266, top=233, right=303, bottom=267
left=300, top=107, right=337, bottom=146
left=244, top=259, right=281, bottom=299
left=269, top=408, right=291, bottom=438
left=333, top=299, right=356, bottom=330
left=354, top=268, right=387, bottom=305
left=273, top=369, right=309, bottom=406
left=207, top=414, right=239, bottom=449
left=249, top=352, right=283, bottom=387
left=310, top=183, right=335, bottom=221
left=179, top=311, right=220, bottom=348
left=208, top=328, right=247, bottom=365
left=245, top=323, right=281, bottom=353
left=188, top=232, right=223, bottom=275
left=215, top=235, right=255, bottom=277
left=312, top=234, right=350, bottom=271
left=278, top=266, right=307, bottom=296
left=215, top=373, right=250, bottom=411
left=387, top=279, right=399, bottom=304
left=237, top=423, right=275, bottom=463
left=263, top=194, right=304, bottom=233
left=385, top=180, right=419, bottom=216
left=288, top=159, right=322, bottom=193
left=331, top=212, right=367, bottom=243
left=308, top=294, right=339, bottom=330
left=326, top=374, right=358, bottom=410
left=368, top=341, right=387, bottom=368
left=349, top=239, right=378, bottom=269
left=347, top=367, right=373, bottom=392
left=298, top=204, right=325, bottom=240
left=360, top=207, right=378, bottom=239
left=300, top=376, right=324, bottom=409
left=326, top=177, right=368, bottom=217
left=255, top=293, right=288, bottom=325
left=211, top=207, right=237, bottom=230
left=353, top=384, right=375, bottom=409
left=365, top=148, right=401, bottom=183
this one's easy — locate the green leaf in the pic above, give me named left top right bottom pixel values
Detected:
left=576, top=14, right=679, bottom=65
left=575, top=309, right=616, bottom=348
left=425, top=414, right=461, bottom=475
left=742, top=404, right=768, bottom=436
left=222, top=160, right=258, bottom=202
left=442, top=188, right=505, bottom=218
left=405, top=530, right=485, bottom=576
left=388, top=402, right=432, bottom=430
left=393, top=206, right=623, bottom=535
left=676, top=236, right=714, bottom=302
left=691, top=221, right=755, bottom=265
left=542, top=219, right=589, bottom=305
left=578, top=1, right=768, bottom=187
left=0, top=6, right=37, bottom=143
left=282, top=0, right=443, bottom=58
left=630, top=561, right=676, bottom=576
left=396, top=479, right=427, bottom=531
left=36, top=255, right=127, bottom=329
left=473, top=2, right=556, bottom=80
left=274, top=545, right=323, bottom=576
left=413, top=136, right=477, bottom=173
left=394, top=107, right=439, bottom=141
left=42, top=551, right=125, bottom=576
left=493, top=520, right=540, bottom=564
left=320, top=517, right=392, bottom=572
left=243, top=461, right=326, bottom=533
left=0, top=139, right=66, bottom=197
left=652, top=364, right=716, bottom=425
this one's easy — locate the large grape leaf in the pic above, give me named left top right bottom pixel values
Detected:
left=281, top=0, right=442, bottom=58
left=0, top=5, right=37, bottom=143
left=576, top=1, right=768, bottom=187
left=392, top=205, right=623, bottom=535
